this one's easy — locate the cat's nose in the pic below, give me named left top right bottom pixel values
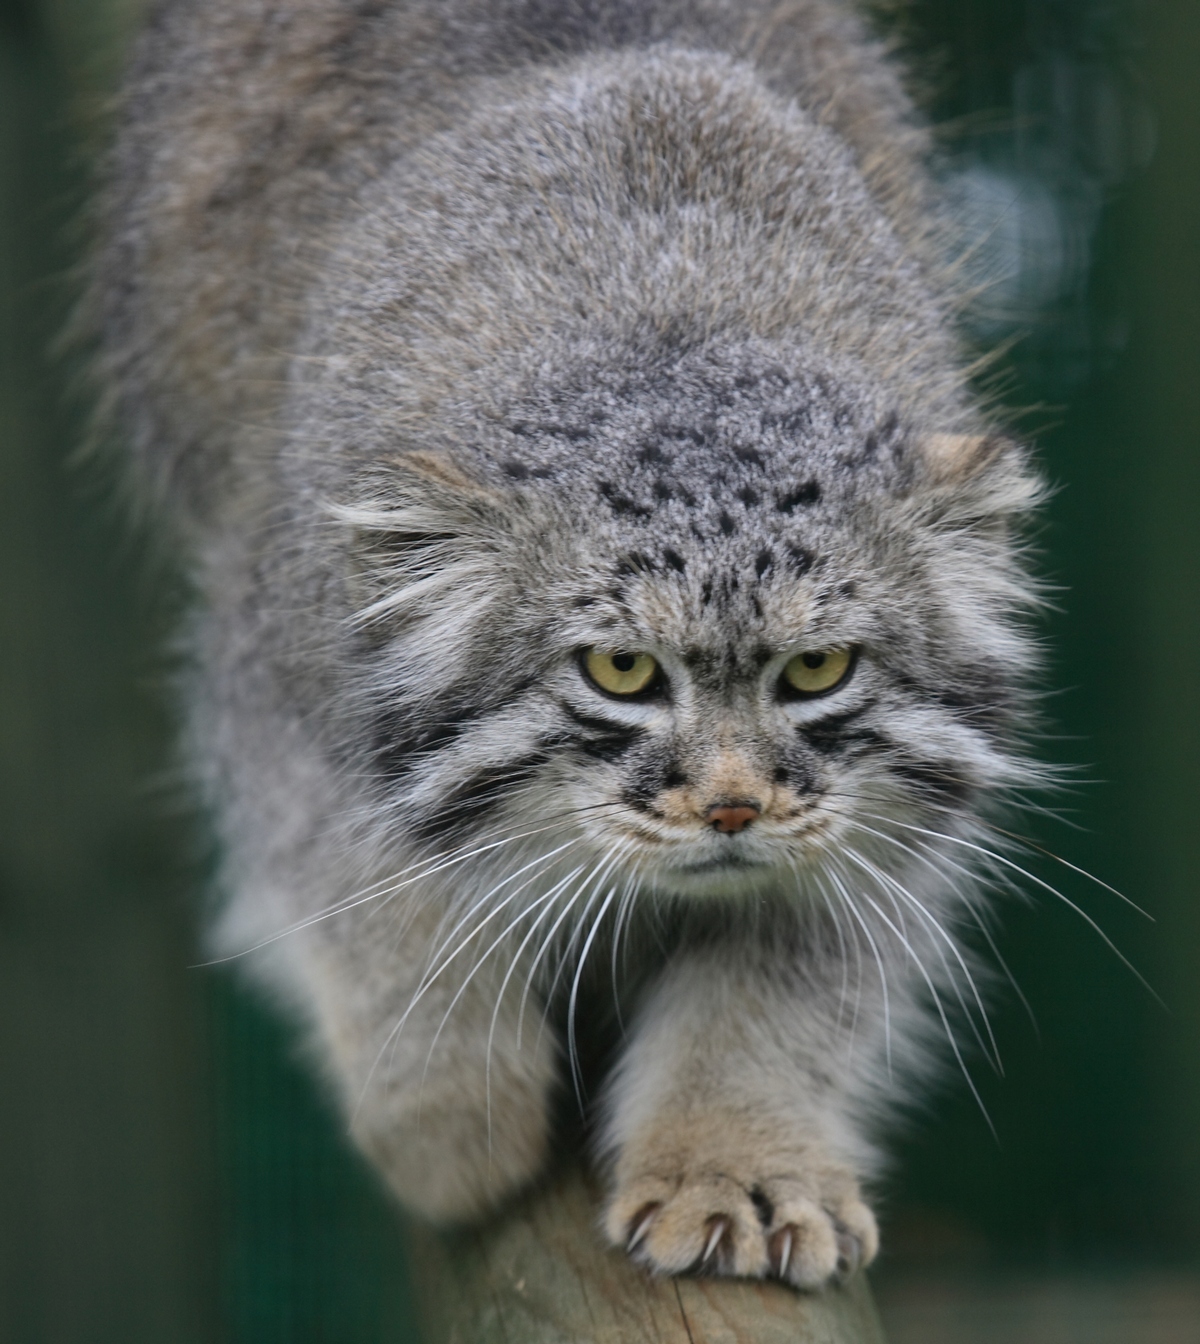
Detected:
left=706, top=802, right=760, bottom=834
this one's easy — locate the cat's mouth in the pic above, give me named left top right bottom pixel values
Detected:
left=649, top=849, right=796, bottom=899
left=625, top=817, right=838, bottom=897
left=676, top=851, right=767, bottom=873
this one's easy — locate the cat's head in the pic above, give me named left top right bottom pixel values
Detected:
left=329, top=336, right=1042, bottom=900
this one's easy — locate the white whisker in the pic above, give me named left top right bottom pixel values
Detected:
left=420, top=864, right=586, bottom=1120
left=877, top=816, right=1163, bottom=1006
left=567, top=882, right=620, bottom=1106
left=483, top=863, right=588, bottom=1152
left=532, top=839, right=633, bottom=1055
left=844, top=842, right=1002, bottom=1076
left=826, top=868, right=892, bottom=1080
left=516, top=885, right=591, bottom=1050
left=968, top=905, right=1039, bottom=1037
left=353, top=840, right=581, bottom=1119
left=411, top=837, right=582, bottom=1006
left=813, top=863, right=862, bottom=1050
left=845, top=872, right=997, bottom=1139
left=514, top=840, right=630, bottom=1050
left=842, top=824, right=1003, bottom=1062
left=609, top=872, right=641, bottom=1037
left=195, top=817, right=584, bottom=966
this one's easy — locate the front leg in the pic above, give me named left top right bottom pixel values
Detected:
left=600, top=947, right=881, bottom=1288
left=286, top=896, right=559, bottom=1224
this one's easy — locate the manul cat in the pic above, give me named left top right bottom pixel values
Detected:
left=93, top=0, right=1043, bottom=1286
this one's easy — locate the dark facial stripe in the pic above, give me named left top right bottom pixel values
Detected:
left=802, top=716, right=973, bottom=807
left=372, top=676, right=540, bottom=782
left=885, top=754, right=973, bottom=805
left=412, top=754, right=549, bottom=842
left=801, top=703, right=879, bottom=756
left=771, top=758, right=817, bottom=795
left=372, top=705, right=488, bottom=781
left=557, top=701, right=645, bottom=761
left=892, top=667, right=1012, bottom=737
left=619, top=748, right=684, bottom=810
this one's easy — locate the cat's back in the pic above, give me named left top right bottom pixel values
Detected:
left=96, top=0, right=930, bottom=528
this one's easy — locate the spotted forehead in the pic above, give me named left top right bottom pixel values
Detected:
left=561, top=499, right=865, bottom=674
left=487, top=348, right=911, bottom=559
left=596, top=407, right=891, bottom=591
left=475, top=346, right=912, bottom=647
left=577, top=534, right=829, bottom=664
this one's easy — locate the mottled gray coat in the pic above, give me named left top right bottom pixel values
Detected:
left=93, top=0, right=1042, bottom=1287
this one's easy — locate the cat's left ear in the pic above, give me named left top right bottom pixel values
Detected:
left=915, top=432, right=1043, bottom=523
left=919, top=433, right=1014, bottom=485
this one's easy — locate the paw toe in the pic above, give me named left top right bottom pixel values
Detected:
left=604, top=1179, right=671, bottom=1252
left=644, top=1181, right=763, bottom=1275
left=606, top=1177, right=770, bottom=1277
left=768, top=1198, right=840, bottom=1288
left=700, top=1215, right=729, bottom=1266
left=833, top=1197, right=879, bottom=1274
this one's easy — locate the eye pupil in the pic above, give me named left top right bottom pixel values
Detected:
left=611, top=653, right=636, bottom=672
left=801, top=652, right=826, bottom=670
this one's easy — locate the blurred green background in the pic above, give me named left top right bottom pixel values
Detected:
left=2, top=1, right=1198, bottom=1340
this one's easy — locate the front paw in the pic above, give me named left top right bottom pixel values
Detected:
left=603, top=1120, right=878, bottom=1289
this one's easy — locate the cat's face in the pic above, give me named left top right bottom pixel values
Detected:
left=550, top=581, right=897, bottom=899
left=531, top=467, right=1015, bottom=898
left=553, top=632, right=888, bottom=899
left=343, top=344, right=1039, bottom=901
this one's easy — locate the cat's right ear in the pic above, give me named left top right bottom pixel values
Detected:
left=327, top=451, right=508, bottom=632
left=392, top=450, right=500, bottom=502
left=331, top=450, right=505, bottom=536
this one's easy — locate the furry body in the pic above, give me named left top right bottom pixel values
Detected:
left=95, top=0, right=1041, bottom=1286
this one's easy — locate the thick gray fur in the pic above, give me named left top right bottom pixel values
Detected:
left=92, top=0, right=1044, bottom=1286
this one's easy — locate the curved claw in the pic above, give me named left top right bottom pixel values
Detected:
left=700, top=1216, right=729, bottom=1267
left=627, top=1205, right=659, bottom=1253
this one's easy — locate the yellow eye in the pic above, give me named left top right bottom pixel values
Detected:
left=782, top=648, right=854, bottom=696
left=583, top=649, right=660, bottom=696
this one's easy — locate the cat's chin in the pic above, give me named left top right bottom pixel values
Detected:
left=649, top=853, right=793, bottom=899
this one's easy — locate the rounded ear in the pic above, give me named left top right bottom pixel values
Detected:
left=394, top=450, right=499, bottom=502
left=921, top=433, right=1012, bottom=485
left=332, top=450, right=504, bottom=536
left=328, top=451, right=508, bottom=632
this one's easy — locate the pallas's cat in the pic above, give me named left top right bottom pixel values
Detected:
left=94, top=0, right=1041, bottom=1287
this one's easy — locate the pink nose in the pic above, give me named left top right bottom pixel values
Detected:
left=706, top=804, right=760, bottom=834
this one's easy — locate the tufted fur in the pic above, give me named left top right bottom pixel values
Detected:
left=93, top=0, right=1044, bottom=1287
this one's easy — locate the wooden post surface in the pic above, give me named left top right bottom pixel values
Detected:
left=408, top=1168, right=887, bottom=1344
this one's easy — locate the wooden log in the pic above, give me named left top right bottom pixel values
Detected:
left=408, top=1167, right=888, bottom=1343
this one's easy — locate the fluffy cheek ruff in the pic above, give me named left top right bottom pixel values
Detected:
left=341, top=454, right=1040, bottom=915
left=356, top=605, right=1030, bottom=910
